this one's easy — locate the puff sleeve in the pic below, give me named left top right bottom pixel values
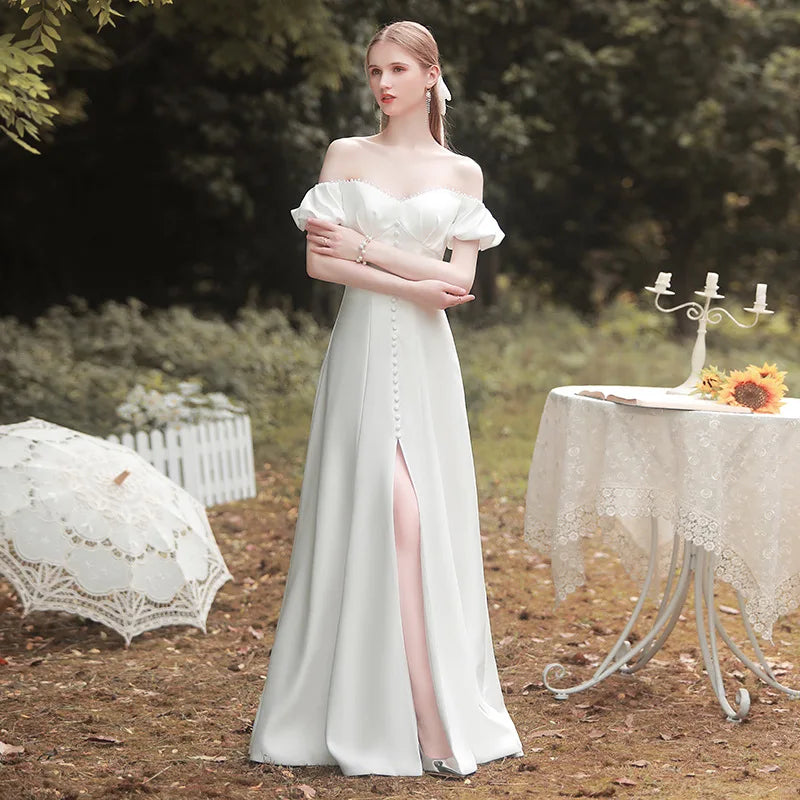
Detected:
left=290, top=182, right=346, bottom=231
left=446, top=195, right=505, bottom=251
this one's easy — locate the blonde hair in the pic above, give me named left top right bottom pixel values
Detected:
left=365, top=21, right=448, bottom=147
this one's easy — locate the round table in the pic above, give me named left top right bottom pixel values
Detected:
left=524, top=385, right=800, bottom=721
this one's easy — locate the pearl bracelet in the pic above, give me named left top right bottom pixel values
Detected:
left=355, top=235, right=373, bottom=264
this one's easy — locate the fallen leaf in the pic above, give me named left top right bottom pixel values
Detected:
left=591, top=624, right=613, bottom=636
left=581, top=787, right=615, bottom=797
left=588, top=730, right=606, bottom=740
left=613, top=778, right=637, bottom=786
left=0, top=658, right=8, bottom=666
left=758, top=765, right=780, bottom=773
left=530, top=729, right=564, bottom=738
left=567, top=652, right=590, bottom=665
left=630, top=760, right=649, bottom=768
left=297, top=785, right=316, bottom=799
left=248, top=626, right=264, bottom=640
left=0, top=742, right=24, bottom=758
left=719, top=605, right=739, bottom=615
left=189, top=755, right=227, bottom=762
left=86, top=735, right=122, bottom=746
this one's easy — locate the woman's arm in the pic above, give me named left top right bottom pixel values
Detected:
left=306, top=223, right=480, bottom=293
left=360, top=237, right=480, bottom=293
left=306, top=145, right=485, bottom=293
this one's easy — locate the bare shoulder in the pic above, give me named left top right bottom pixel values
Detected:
left=442, top=152, right=484, bottom=198
left=318, top=137, right=373, bottom=182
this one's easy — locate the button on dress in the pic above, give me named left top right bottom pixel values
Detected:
left=249, top=179, right=522, bottom=776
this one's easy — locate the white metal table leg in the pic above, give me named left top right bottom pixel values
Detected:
left=544, top=520, right=684, bottom=698
left=712, top=589, right=800, bottom=700
left=693, top=547, right=750, bottom=721
left=621, top=534, right=692, bottom=674
left=542, top=527, right=797, bottom=720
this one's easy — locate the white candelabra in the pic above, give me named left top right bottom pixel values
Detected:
left=645, top=272, right=773, bottom=394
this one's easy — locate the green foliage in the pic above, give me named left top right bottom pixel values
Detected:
left=2, top=0, right=174, bottom=151
left=0, top=31, right=55, bottom=151
left=0, top=298, right=328, bottom=459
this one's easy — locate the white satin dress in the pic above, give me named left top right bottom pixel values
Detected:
left=249, top=179, right=523, bottom=776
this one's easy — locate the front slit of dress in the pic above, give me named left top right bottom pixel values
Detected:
left=392, top=434, right=454, bottom=763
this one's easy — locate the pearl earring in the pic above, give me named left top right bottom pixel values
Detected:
left=425, top=88, right=431, bottom=114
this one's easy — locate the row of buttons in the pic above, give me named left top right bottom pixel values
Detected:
left=391, top=224, right=401, bottom=437
left=390, top=294, right=400, bottom=438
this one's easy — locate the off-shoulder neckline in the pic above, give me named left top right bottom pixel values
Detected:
left=314, top=178, right=483, bottom=203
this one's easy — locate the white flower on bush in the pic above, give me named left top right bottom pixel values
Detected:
left=207, top=392, right=243, bottom=412
left=116, top=382, right=245, bottom=431
left=178, top=381, right=202, bottom=397
left=163, top=391, right=181, bottom=406
left=128, top=384, right=148, bottom=405
left=116, top=402, right=139, bottom=422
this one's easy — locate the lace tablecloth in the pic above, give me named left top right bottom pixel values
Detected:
left=524, top=385, right=800, bottom=641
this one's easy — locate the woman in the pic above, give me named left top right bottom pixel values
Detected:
left=249, top=20, right=522, bottom=777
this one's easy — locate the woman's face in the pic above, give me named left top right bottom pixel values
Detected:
left=366, top=41, right=437, bottom=119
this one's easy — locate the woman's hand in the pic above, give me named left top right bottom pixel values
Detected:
left=405, top=280, right=475, bottom=311
left=305, top=218, right=364, bottom=261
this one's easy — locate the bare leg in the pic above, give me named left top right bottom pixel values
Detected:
left=393, top=443, right=452, bottom=760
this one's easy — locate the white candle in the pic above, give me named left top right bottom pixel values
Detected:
left=704, top=272, right=719, bottom=295
left=755, top=283, right=767, bottom=306
left=655, top=271, right=672, bottom=291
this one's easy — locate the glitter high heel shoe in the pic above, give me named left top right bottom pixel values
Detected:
left=419, top=750, right=473, bottom=778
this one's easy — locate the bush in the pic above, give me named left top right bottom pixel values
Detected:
left=0, top=298, right=327, bottom=462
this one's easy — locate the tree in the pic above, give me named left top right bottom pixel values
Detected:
left=3, top=0, right=800, bottom=323
left=0, top=0, right=360, bottom=317
left=2, top=0, right=175, bottom=152
left=425, top=0, right=800, bottom=312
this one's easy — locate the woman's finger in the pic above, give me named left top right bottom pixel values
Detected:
left=308, top=233, right=335, bottom=248
left=306, top=219, right=337, bottom=234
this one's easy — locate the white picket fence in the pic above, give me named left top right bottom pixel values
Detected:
left=107, top=415, right=257, bottom=507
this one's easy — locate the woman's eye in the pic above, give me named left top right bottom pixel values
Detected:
left=370, top=69, right=380, bottom=76
left=393, top=67, right=404, bottom=72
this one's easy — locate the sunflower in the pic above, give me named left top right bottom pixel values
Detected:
left=754, top=361, right=788, bottom=391
left=717, top=366, right=786, bottom=414
left=695, top=365, right=726, bottom=399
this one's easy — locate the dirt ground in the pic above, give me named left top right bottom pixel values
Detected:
left=2, top=463, right=800, bottom=800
